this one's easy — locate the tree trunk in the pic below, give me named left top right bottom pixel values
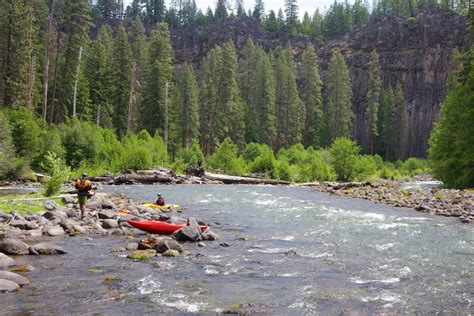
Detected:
left=27, top=56, right=36, bottom=110
left=50, top=32, right=61, bottom=123
left=42, top=0, right=54, bottom=120
left=164, top=81, right=169, bottom=148
left=72, top=46, right=83, bottom=116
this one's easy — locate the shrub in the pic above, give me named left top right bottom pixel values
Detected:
left=176, top=139, right=204, bottom=167
left=40, top=152, right=70, bottom=197
left=353, top=155, right=379, bottom=181
left=299, top=152, right=334, bottom=182
left=329, top=137, right=361, bottom=181
left=249, top=146, right=277, bottom=178
left=207, top=138, right=245, bottom=175
left=275, top=159, right=293, bottom=181
left=7, top=107, right=41, bottom=160
left=398, top=157, right=430, bottom=176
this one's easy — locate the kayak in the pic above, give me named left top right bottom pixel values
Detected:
left=143, top=203, right=181, bottom=209
left=128, top=219, right=208, bottom=235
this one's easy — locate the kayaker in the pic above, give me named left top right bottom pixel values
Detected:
left=156, top=193, right=165, bottom=206
left=75, top=173, right=95, bottom=219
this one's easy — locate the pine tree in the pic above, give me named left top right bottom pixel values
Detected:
left=199, top=42, right=245, bottom=155
left=0, top=0, right=35, bottom=108
left=235, top=0, right=245, bottom=16
left=56, top=0, right=92, bottom=122
left=264, top=10, right=278, bottom=35
left=85, top=25, right=114, bottom=127
left=284, top=0, right=299, bottom=35
left=253, top=0, right=265, bottom=22
left=300, top=44, right=323, bottom=148
left=174, top=63, right=200, bottom=148
left=274, top=45, right=305, bottom=149
left=367, top=49, right=382, bottom=154
left=378, top=86, right=395, bottom=159
left=215, top=0, right=228, bottom=20
left=141, top=22, right=174, bottom=136
left=393, top=81, right=405, bottom=158
left=110, top=25, right=132, bottom=138
left=326, top=49, right=354, bottom=142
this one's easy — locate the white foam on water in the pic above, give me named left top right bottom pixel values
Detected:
left=375, top=243, right=398, bottom=251
left=378, top=223, right=410, bottom=229
left=350, top=277, right=400, bottom=284
left=198, top=199, right=210, bottom=203
left=255, top=199, right=278, bottom=206
left=302, top=252, right=333, bottom=258
left=247, top=247, right=286, bottom=254
left=397, top=266, right=412, bottom=277
left=153, top=296, right=208, bottom=313
left=204, top=265, right=219, bottom=275
left=280, top=272, right=298, bottom=277
left=361, top=291, right=403, bottom=303
left=137, top=275, right=162, bottom=295
left=271, top=235, right=296, bottom=241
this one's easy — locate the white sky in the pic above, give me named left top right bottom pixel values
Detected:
left=124, top=0, right=353, bottom=18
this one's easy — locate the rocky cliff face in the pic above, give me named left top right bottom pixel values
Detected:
left=171, top=11, right=468, bottom=158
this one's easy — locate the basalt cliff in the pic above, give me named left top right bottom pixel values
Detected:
left=171, top=10, right=468, bottom=158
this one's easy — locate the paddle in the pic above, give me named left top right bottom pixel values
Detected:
left=119, top=209, right=152, bottom=220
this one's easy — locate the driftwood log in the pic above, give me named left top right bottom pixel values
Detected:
left=89, top=169, right=290, bottom=185
left=203, top=172, right=290, bottom=185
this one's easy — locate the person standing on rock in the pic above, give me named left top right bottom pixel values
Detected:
left=75, top=173, right=94, bottom=219
left=156, top=193, right=165, bottom=206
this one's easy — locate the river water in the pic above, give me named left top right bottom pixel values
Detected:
left=2, top=184, right=473, bottom=314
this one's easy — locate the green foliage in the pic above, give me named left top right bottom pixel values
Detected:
left=429, top=55, right=474, bottom=188
left=329, top=137, right=361, bottom=181
left=207, top=138, right=245, bottom=175
left=40, top=152, right=70, bottom=197
left=7, top=107, right=42, bottom=159
left=176, top=139, right=204, bottom=166
left=298, top=151, right=334, bottom=182
left=399, top=157, right=430, bottom=176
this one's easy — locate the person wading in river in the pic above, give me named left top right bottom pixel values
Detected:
left=75, top=173, right=95, bottom=219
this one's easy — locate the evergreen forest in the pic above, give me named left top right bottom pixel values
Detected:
left=0, top=0, right=472, bottom=188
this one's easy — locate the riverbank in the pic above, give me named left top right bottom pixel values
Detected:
left=0, top=192, right=219, bottom=293
left=319, top=179, right=474, bottom=223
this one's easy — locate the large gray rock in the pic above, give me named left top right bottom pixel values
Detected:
left=155, top=238, right=183, bottom=253
left=98, top=210, right=116, bottom=220
left=0, top=253, right=16, bottom=268
left=102, top=219, right=119, bottom=229
left=86, top=200, right=103, bottom=210
left=42, top=210, right=66, bottom=221
left=9, top=220, right=39, bottom=230
left=201, top=231, right=219, bottom=241
left=101, top=200, right=115, bottom=209
left=59, top=219, right=76, bottom=232
left=44, top=201, right=59, bottom=211
left=62, top=196, right=75, bottom=204
left=46, top=225, right=65, bottom=236
left=64, top=208, right=78, bottom=219
left=173, top=226, right=201, bottom=242
left=0, top=279, right=19, bottom=292
left=0, top=271, right=29, bottom=286
left=0, top=238, right=30, bottom=255
left=30, top=242, right=66, bottom=255
left=22, top=228, right=42, bottom=237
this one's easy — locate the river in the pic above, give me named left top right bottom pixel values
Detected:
left=2, top=184, right=473, bottom=314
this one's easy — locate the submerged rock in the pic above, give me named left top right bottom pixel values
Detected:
left=127, top=250, right=153, bottom=260
left=162, top=249, right=180, bottom=257
left=30, top=242, right=66, bottom=255
left=0, top=254, right=16, bottom=268
left=0, top=271, right=29, bottom=286
left=155, top=238, right=183, bottom=253
left=0, top=279, right=19, bottom=292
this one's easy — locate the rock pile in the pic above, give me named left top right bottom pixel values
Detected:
left=0, top=192, right=219, bottom=293
left=320, top=181, right=474, bottom=223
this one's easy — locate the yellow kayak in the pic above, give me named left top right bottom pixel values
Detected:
left=143, top=203, right=180, bottom=209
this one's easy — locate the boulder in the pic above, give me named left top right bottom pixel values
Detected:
left=0, top=271, right=29, bottom=286
left=72, top=224, right=86, bottom=233
left=59, top=219, right=76, bottom=232
left=201, top=231, right=219, bottom=241
left=187, top=217, right=200, bottom=228
left=62, top=196, right=75, bottom=204
left=98, top=210, right=116, bottom=220
left=21, top=228, right=42, bottom=237
left=86, top=200, right=103, bottom=210
left=102, top=219, right=119, bottom=229
left=30, top=242, right=66, bottom=255
left=46, top=225, right=65, bottom=236
left=44, top=201, right=58, bottom=211
left=42, top=210, right=67, bottom=221
left=0, top=279, right=19, bottom=292
left=9, top=220, right=39, bottom=230
left=65, top=208, right=78, bottom=219
left=173, top=226, right=201, bottom=242
left=0, top=253, right=16, bottom=268
left=0, top=238, right=30, bottom=255
left=126, top=242, right=138, bottom=251
left=101, top=200, right=115, bottom=209
left=155, top=238, right=183, bottom=253
left=162, top=249, right=180, bottom=257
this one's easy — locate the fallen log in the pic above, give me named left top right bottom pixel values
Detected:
left=112, top=174, right=173, bottom=185
left=203, top=172, right=290, bottom=185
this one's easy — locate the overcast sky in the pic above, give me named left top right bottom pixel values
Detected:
left=124, top=0, right=353, bottom=18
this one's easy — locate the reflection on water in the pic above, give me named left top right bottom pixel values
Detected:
left=3, top=184, right=473, bottom=314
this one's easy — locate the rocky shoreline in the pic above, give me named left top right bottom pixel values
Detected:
left=0, top=193, right=219, bottom=293
left=319, top=179, right=474, bottom=223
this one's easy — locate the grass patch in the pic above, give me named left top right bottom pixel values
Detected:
left=0, top=192, right=66, bottom=215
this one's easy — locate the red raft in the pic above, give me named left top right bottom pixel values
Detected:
left=127, top=219, right=208, bottom=235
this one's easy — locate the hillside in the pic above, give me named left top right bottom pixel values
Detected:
left=170, top=10, right=468, bottom=158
